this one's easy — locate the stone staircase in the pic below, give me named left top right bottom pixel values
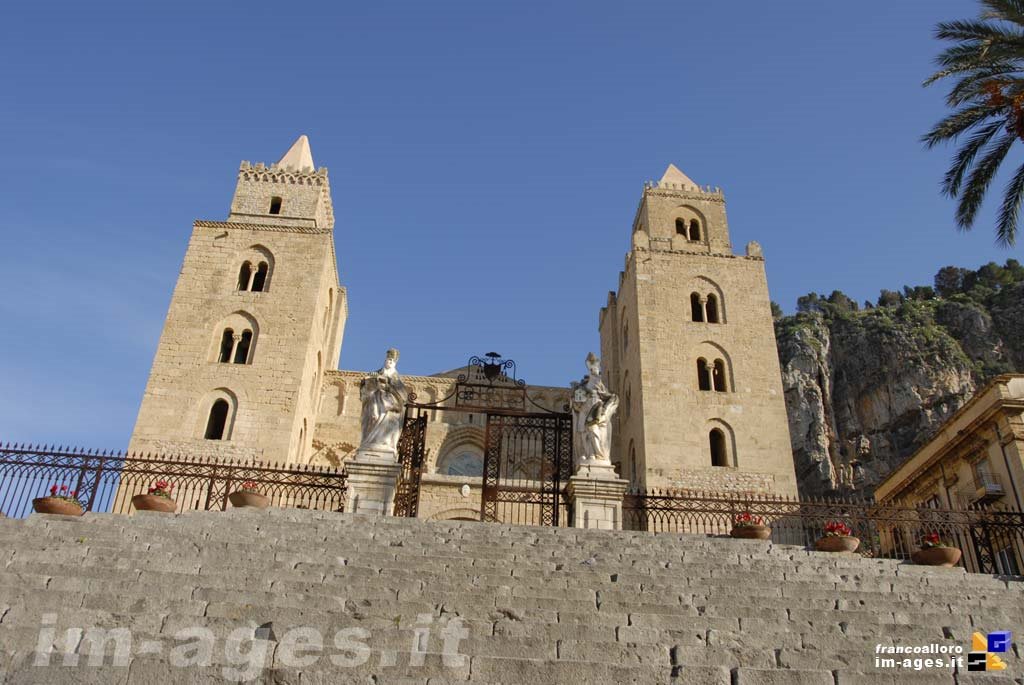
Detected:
left=0, top=509, right=1022, bottom=684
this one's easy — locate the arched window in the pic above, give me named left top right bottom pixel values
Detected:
left=689, top=219, right=701, bottom=241
left=233, top=330, right=252, bottom=364
left=691, top=293, right=704, bottom=322
left=675, top=218, right=687, bottom=235
left=710, top=429, right=728, bottom=467
left=706, top=294, right=720, bottom=324
left=205, top=400, right=230, bottom=440
left=622, top=322, right=628, bottom=350
left=625, top=385, right=631, bottom=418
left=237, top=262, right=253, bottom=291
left=713, top=359, right=727, bottom=392
left=269, top=196, right=283, bottom=215
left=312, top=351, right=322, bottom=400
left=251, top=262, right=269, bottom=292
left=697, top=358, right=712, bottom=391
left=218, top=329, right=235, bottom=363
left=442, top=452, right=484, bottom=477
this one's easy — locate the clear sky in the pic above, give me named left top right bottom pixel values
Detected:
left=0, top=0, right=1017, bottom=449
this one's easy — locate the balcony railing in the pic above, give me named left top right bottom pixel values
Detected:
left=966, top=473, right=1005, bottom=505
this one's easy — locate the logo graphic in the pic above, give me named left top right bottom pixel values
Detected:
left=968, top=631, right=1010, bottom=672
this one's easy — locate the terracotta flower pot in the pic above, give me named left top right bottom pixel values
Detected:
left=911, top=546, right=962, bottom=568
left=228, top=490, right=270, bottom=509
left=815, top=535, right=860, bottom=553
left=730, top=524, right=772, bottom=540
left=132, top=493, right=176, bottom=513
left=32, top=497, right=83, bottom=516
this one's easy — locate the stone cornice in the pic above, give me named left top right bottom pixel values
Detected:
left=635, top=246, right=761, bottom=262
left=195, top=220, right=331, bottom=235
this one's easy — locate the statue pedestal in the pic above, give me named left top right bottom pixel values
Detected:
left=567, top=467, right=629, bottom=531
left=344, top=453, right=401, bottom=516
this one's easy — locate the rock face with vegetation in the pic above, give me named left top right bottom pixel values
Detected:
left=775, top=260, right=1024, bottom=499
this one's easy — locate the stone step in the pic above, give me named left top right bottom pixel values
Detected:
left=2, top=510, right=1021, bottom=684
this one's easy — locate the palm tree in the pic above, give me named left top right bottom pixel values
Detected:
left=923, top=0, right=1024, bottom=246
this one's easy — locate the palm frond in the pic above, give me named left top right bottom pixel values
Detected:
left=931, top=41, right=1024, bottom=73
left=944, top=66, right=1021, bottom=105
left=922, top=104, right=1000, bottom=147
left=942, top=120, right=1004, bottom=197
left=982, top=0, right=1024, bottom=26
left=996, top=160, right=1024, bottom=245
left=936, top=19, right=1024, bottom=43
left=956, top=130, right=1017, bottom=228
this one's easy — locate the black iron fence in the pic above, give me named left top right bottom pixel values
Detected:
left=0, top=443, right=347, bottom=518
left=622, top=489, right=1024, bottom=575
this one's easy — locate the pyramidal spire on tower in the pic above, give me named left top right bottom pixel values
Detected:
left=658, top=163, right=699, bottom=191
left=276, top=134, right=314, bottom=171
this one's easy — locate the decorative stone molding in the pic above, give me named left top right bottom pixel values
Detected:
left=195, top=220, right=331, bottom=235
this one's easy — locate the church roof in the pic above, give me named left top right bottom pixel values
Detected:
left=277, top=135, right=315, bottom=171
left=658, top=164, right=699, bottom=191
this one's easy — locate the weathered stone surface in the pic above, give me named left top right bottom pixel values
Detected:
left=0, top=510, right=1021, bottom=684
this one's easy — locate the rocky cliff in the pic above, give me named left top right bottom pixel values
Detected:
left=776, top=260, right=1024, bottom=498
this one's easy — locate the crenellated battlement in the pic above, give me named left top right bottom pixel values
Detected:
left=228, top=138, right=335, bottom=230
left=238, top=160, right=330, bottom=184
left=643, top=179, right=724, bottom=198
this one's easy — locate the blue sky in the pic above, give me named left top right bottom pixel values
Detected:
left=0, top=0, right=1017, bottom=448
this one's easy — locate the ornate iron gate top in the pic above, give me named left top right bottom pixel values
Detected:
left=454, top=352, right=527, bottom=412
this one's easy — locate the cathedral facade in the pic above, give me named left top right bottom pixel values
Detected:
left=129, top=137, right=797, bottom=519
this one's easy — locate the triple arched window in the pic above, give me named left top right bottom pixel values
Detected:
left=690, top=292, right=722, bottom=323
left=697, top=358, right=728, bottom=392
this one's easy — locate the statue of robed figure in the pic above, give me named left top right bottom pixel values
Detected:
left=357, top=348, right=409, bottom=459
left=570, top=352, right=619, bottom=470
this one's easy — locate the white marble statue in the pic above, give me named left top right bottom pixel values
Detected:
left=357, top=348, right=409, bottom=458
left=570, top=352, right=619, bottom=469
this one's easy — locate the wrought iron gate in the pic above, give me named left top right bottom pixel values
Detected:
left=481, top=412, right=573, bottom=526
left=393, top=414, right=427, bottom=518
left=391, top=353, right=573, bottom=525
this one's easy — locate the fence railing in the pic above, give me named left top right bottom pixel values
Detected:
left=0, top=443, right=347, bottom=518
left=622, top=489, right=1024, bottom=576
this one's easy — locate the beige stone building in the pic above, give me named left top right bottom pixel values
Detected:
left=875, top=374, right=1024, bottom=572
left=129, top=138, right=799, bottom=518
left=599, top=165, right=798, bottom=495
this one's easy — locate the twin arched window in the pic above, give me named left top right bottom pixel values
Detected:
left=697, top=358, right=728, bottom=392
left=238, top=261, right=269, bottom=292
left=218, top=327, right=254, bottom=364
left=690, top=292, right=722, bottom=323
left=675, top=218, right=701, bottom=241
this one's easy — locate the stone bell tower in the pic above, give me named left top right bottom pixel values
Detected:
left=129, top=136, right=347, bottom=464
left=598, top=165, right=798, bottom=495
